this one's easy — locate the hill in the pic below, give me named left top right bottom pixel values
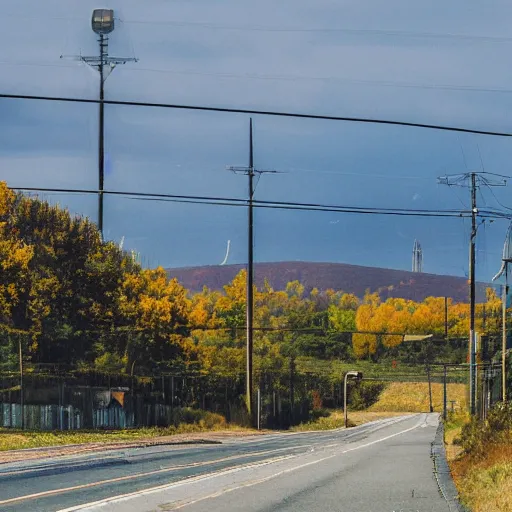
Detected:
left=166, top=261, right=489, bottom=302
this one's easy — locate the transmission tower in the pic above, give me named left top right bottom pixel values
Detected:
left=412, top=239, right=423, bottom=273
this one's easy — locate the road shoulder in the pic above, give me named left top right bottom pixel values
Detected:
left=431, top=420, right=469, bottom=511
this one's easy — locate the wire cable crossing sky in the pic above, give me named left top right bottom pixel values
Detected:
left=1, top=0, right=512, bottom=277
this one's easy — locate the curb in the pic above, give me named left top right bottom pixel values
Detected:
left=431, top=421, right=470, bottom=512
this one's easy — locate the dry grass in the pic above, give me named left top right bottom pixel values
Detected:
left=451, top=444, right=512, bottom=512
left=369, top=382, right=467, bottom=413
left=443, top=411, right=469, bottom=461
left=444, top=408, right=512, bottom=511
left=0, top=410, right=249, bottom=452
left=444, top=425, right=464, bottom=461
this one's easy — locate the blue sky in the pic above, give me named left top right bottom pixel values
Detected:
left=1, top=1, right=512, bottom=280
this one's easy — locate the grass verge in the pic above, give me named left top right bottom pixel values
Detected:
left=443, top=411, right=468, bottom=462
left=445, top=403, right=512, bottom=511
left=0, top=409, right=250, bottom=452
left=451, top=444, right=512, bottom=512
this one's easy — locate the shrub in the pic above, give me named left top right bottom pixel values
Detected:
left=349, top=381, right=385, bottom=410
left=310, top=408, right=330, bottom=420
left=171, top=408, right=226, bottom=429
left=460, top=402, right=512, bottom=457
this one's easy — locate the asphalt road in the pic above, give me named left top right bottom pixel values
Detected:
left=0, top=414, right=453, bottom=512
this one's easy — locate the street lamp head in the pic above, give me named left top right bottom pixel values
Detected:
left=92, top=9, right=115, bottom=35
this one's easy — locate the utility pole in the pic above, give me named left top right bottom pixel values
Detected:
left=19, top=334, right=24, bottom=430
left=438, top=171, right=507, bottom=415
left=98, top=33, right=106, bottom=236
left=444, top=296, right=449, bottom=339
left=426, top=365, right=434, bottom=413
left=469, top=172, right=477, bottom=415
left=492, top=221, right=512, bottom=402
left=227, top=119, right=278, bottom=422
left=503, top=276, right=508, bottom=401
left=247, top=120, right=254, bottom=418
left=443, top=364, right=448, bottom=421
left=62, top=9, right=138, bottom=238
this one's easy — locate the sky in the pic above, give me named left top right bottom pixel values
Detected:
left=1, top=1, right=512, bottom=281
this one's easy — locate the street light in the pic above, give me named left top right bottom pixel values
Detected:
left=344, top=371, right=363, bottom=428
left=62, top=9, right=138, bottom=239
left=92, top=9, right=115, bottom=34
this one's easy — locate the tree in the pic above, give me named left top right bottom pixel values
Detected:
left=119, top=268, right=192, bottom=372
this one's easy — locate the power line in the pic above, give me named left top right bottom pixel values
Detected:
left=3, top=59, right=512, bottom=96
left=119, top=21, right=512, bottom=43
left=5, top=12, right=512, bottom=43
left=10, top=186, right=477, bottom=219
left=107, top=66, right=512, bottom=95
left=484, top=182, right=512, bottom=212
left=0, top=92, right=511, bottom=137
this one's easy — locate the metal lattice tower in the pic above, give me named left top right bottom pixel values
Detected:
left=412, top=239, right=423, bottom=273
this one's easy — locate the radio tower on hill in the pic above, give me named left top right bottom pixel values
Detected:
left=412, top=240, right=423, bottom=273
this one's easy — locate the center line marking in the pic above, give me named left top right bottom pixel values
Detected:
left=58, top=415, right=425, bottom=511
left=0, top=445, right=311, bottom=507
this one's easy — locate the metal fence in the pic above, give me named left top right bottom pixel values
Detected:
left=0, top=332, right=498, bottom=430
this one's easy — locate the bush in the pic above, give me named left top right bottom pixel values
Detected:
left=460, top=402, right=512, bottom=457
left=310, top=408, right=330, bottom=420
left=349, top=382, right=386, bottom=410
left=171, top=408, right=226, bottom=429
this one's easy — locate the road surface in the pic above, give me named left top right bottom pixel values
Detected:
left=0, top=414, right=455, bottom=511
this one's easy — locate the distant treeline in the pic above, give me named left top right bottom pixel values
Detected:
left=0, top=182, right=502, bottom=378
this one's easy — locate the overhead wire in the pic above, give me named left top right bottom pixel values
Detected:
left=484, top=182, right=512, bottom=212
left=3, top=12, right=512, bottom=43
left=10, top=186, right=474, bottom=218
left=107, top=66, right=512, bottom=95
left=0, top=92, right=511, bottom=137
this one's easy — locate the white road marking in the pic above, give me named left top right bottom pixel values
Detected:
left=56, top=455, right=297, bottom=512
left=58, top=415, right=427, bottom=511
left=0, top=445, right=311, bottom=507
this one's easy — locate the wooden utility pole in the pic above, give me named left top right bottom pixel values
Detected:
left=426, top=365, right=434, bottom=413
left=19, top=335, right=24, bottom=430
left=503, top=278, right=508, bottom=401
left=438, top=171, right=507, bottom=414
left=443, top=364, right=448, bottom=421
left=227, top=120, right=278, bottom=423
left=469, top=172, right=477, bottom=415
left=444, top=296, right=449, bottom=339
